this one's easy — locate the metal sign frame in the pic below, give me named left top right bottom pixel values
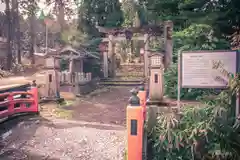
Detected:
left=177, top=50, right=240, bottom=112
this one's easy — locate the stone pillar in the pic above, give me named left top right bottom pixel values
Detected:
left=144, top=34, right=149, bottom=77
left=80, top=59, right=83, bottom=72
left=164, top=21, right=173, bottom=70
left=108, top=34, right=115, bottom=77
left=69, top=58, right=73, bottom=73
left=69, top=58, right=74, bottom=83
left=103, top=51, right=108, bottom=78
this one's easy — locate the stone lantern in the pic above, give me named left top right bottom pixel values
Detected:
left=44, top=56, right=61, bottom=99
left=148, top=52, right=164, bottom=101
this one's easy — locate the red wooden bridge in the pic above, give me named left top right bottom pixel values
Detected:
left=0, top=83, right=39, bottom=122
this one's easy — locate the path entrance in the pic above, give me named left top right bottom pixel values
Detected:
left=0, top=86, right=131, bottom=160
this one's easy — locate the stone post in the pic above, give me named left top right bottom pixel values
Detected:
left=103, top=51, right=108, bottom=78
left=144, top=34, right=149, bottom=78
left=108, top=34, right=115, bottom=77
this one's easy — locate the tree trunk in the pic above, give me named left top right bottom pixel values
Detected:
left=29, top=0, right=36, bottom=64
left=5, top=0, right=12, bottom=70
left=16, top=0, right=21, bottom=64
left=11, top=0, right=18, bottom=63
left=57, top=0, right=66, bottom=32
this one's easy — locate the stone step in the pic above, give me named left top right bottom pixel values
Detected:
left=100, top=79, right=142, bottom=83
left=99, top=81, right=142, bottom=86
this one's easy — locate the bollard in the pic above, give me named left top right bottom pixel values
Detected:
left=30, top=86, right=39, bottom=113
left=138, top=85, right=147, bottom=120
left=30, top=81, right=39, bottom=113
left=127, top=88, right=144, bottom=160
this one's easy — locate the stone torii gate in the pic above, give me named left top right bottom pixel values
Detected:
left=97, top=21, right=173, bottom=78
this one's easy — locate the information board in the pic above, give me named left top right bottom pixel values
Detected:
left=180, top=51, right=237, bottom=88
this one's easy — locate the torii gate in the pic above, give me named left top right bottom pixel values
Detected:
left=97, top=21, right=173, bottom=78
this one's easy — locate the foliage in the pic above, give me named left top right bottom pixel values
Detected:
left=230, top=27, right=240, bottom=50
left=61, top=24, right=88, bottom=47
left=138, top=0, right=240, bottom=36
left=173, top=24, right=230, bottom=53
left=77, top=0, right=124, bottom=37
left=150, top=73, right=240, bottom=160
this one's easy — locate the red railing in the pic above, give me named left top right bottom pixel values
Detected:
left=0, top=87, right=39, bottom=119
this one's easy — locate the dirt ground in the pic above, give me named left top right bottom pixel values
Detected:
left=70, top=86, right=132, bottom=126
left=0, top=86, right=133, bottom=160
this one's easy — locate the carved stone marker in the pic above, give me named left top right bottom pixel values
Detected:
left=148, top=52, right=164, bottom=101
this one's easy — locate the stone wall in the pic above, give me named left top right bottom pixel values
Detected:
left=120, top=63, right=144, bottom=72
left=60, top=72, right=92, bottom=84
left=117, top=63, right=144, bottom=77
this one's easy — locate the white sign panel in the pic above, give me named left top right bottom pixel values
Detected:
left=181, top=51, right=237, bottom=88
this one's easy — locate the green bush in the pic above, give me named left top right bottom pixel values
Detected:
left=149, top=75, right=240, bottom=160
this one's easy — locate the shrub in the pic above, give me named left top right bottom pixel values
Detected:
left=149, top=75, right=240, bottom=160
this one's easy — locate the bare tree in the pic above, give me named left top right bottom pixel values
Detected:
left=11, top=0, right=22, bottom=64
left=29, top=0, right=37, bottom=64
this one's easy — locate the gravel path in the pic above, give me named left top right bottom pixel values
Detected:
left=0, top=116, right=126, bottom=160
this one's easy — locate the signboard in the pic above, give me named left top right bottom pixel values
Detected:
left=180, top=50, right=238, bottom=88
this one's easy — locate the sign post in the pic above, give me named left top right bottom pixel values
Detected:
left=177, top=50, right=182, bottom=112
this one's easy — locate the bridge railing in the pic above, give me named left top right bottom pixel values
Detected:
left=0, top=87, right=39, bottom=120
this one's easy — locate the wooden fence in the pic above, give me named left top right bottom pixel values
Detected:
left=59, top=72, right=92, bottom=84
